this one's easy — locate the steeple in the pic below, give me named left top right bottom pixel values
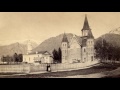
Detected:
left=62, top=33, right=69, bottom=43
left=27, top=40, right=32, bottom=54
left=82, top=14, right=91, bottom=31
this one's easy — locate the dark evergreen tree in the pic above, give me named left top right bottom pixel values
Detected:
left=13, top=53, right=19, bottom=63
left=58, top=47, right=62, bottom=63
left=52, top=49, right=59, bottom=63
left=18, top=54, right=23, bottom=62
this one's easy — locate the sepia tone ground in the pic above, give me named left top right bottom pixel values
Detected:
left=0, top=63, right=120, bottom=78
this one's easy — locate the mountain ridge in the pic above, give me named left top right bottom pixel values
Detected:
left=0, top=40, right=38, bottom=57
left=1, top=33, right=120, bottom=57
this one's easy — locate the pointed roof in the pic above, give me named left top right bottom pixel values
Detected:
left=82, top=14, right=91, bottom=31
left=62, top=33, right=69, bottom=43
left=88, top=30, right=94, bottom=39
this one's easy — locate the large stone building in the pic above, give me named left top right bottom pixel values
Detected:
left=61, top=15, right=95, bottom=63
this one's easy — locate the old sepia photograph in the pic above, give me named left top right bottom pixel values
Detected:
left=0, top=12, right=120, bottom=78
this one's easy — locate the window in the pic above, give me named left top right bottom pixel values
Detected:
left=84, top=48, right=86, bottom=52
left=91, top=56, right=93, bottom=61
left=65, top=50, right=66, bottom=53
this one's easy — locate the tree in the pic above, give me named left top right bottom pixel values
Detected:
left=58, top=47, right=62, bottom=63
left=52, top=49, right=59, bottom=63
left=52, top=48, right=62, bottom=63
left=95, top=39, right=108, bottom=61
left=6, top=55, right=10, bottom=64
left=13, top=53, right=19, bottom=63
left=1, top=55, right=5, bottom=63
left=95, top=38, right=120, bottom=64
left=18, top=54, right=23, bottom=62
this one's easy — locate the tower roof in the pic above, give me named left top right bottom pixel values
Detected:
left=62, top=33, right=69, bottom=43
left=82, top=15, right=91, bottom=31
left=88, top=30, right=94, bottom=39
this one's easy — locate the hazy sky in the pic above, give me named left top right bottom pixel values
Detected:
left=0, top=12, right=120, bottom=45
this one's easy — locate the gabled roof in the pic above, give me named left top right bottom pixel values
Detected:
left=29, top=51, right=51, bottom=55
left=69, top=34, right=82, bottom=46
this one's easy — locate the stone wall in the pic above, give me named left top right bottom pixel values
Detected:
left=51, top=60, right=99, bottom=71
left=0, top=64, right=30, bottom=73
left=30, top=64, right=47, bottom=72
left=0, top=60, right=99, bottom=74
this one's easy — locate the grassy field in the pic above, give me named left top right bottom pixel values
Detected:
left=0, top=63, right=120, bottom=78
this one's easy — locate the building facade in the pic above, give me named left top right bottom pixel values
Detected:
left=23, top=51, right=53, bottom=64
left=23, top=40, right=53, bottom=64
left=61, top=15, right=95, bottom=63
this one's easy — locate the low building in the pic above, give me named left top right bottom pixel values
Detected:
left=23, top=51, right=53, bottom=64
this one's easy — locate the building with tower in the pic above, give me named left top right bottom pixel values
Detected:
left=61, top=15, right=95, bottom=63
left=23, top=40, right=53, bottom=64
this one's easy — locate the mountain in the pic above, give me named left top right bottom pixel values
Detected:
left=1, top=33, right=120, bottom=57
left=0, top=40, right=38, bottom=57
left=22, top=40, right=38, bottom=49
left=32, top=33, right=81, bottom=54
left=33, top=33, right=120, bottom=55
left=95, top=33, right=120, bottom=47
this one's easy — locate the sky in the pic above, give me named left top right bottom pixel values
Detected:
left=0, top=12, right=120, bottom=45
